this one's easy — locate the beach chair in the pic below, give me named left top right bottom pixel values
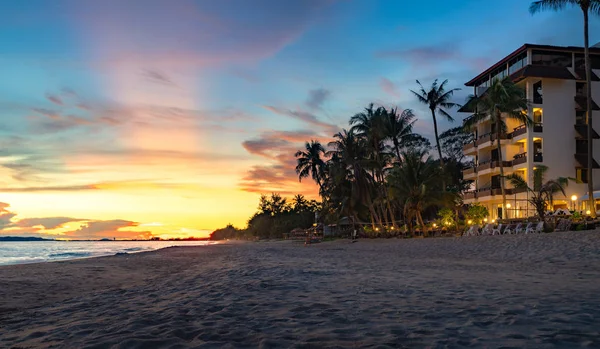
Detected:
left=518, top=222, right=533, bottom=234
left=526, top=221, right=544, bottom=234
left=492, top=224, right=505, bottom=235
left=481, top=224, right=494, bottom=236
left=512, top=223, right=524, bottom=234
left=463, top=225, right=480, bottom=237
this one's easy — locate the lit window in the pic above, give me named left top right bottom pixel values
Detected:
left=577, top=168, right=589, bottom=184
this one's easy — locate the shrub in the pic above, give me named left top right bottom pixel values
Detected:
left=437, top=208, right=456, bottom=228
left=465, top=204, right=489, bottom=225
left=576, top=224, right=586, bottom=231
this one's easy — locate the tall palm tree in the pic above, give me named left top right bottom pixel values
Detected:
left=295, top=140, right=326, bottom=190
left=384, top=107, right=417, bottom=162
left=464, top=77, right=532, bottom=219
left=350, top=104, right=397, bottom=226
left=530, top=0, right=600, bottom=217
left=388, top=149, right=442, bottom=235
left=411, top=79, right=461, bottom=168
left=328, top=129, right=382, bottom=227
left=505, top=165, right=570, bottom=220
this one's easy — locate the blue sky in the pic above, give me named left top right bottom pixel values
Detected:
left=0, top=0, right=599, bottom=238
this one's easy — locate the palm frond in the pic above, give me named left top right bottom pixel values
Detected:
left=529, top=0, right=571, bottom=14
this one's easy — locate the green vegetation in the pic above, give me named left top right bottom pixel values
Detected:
left=465, top=204, right=489, bottom=225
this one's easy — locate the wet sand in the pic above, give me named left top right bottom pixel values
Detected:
left=2, top=232, right=600, bottom=348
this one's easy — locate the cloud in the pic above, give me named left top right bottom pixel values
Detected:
left=0, top=202, right=153, bottom=240
left=305, top=88, right=331, bottom=109
left=32, top=108, right=60, bottom=119
left=262, top=105, right=338, bottom=133
left=380, top=77, right=401, bottom=99
left=142, top=69, right=176, bottom=86
left=15, top=217, right=87, bottom=230
left=45, top=93, right=63, bottom=106
left=0, top=185, right=97, bottom=192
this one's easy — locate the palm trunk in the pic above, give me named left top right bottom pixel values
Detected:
left=417, top=211, right=426, bottom=237
left=497, top=112, right=507, bottom=220
left=431, top=109, right=446, bottom=191
left=393, top=139, right=402, bottom=164
left=584, top=11, right=596, bottom=218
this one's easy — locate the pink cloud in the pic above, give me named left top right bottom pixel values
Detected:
left=45, top=93, right=63, bottom=106
left=380, top=77, right=402, bottom=99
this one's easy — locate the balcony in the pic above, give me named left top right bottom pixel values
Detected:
left=477, top=159, right=513, bottom=174
left=463, top=191, right=477, bottom=200
left=476, top=132, right=510, bottom=150
left=512, top=152, right=527, bottom=167
left=534, top=152, right=543, bottom=163
left=534, top=123, right=543, bottom=132
left=512, top=124, right=527, bottom=138
left=476, top=187, right=503, bottom=198
left=462, top=166, right=477, bottom=179
left=463, top=141, right=477, bottom=155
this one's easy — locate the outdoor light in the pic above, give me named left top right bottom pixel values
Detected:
left=375, top=227, right=379, bottom=231
left=492, top=219, right=496, bottom=223
left=587, top=210, right=592, bottom=215
left=468, top=220, right=472, bottom=224
left=484, top=218, right=488, bottom=222
left=571, top=195, right=578, bottom=202
left=433, top=223, right=437, bottom=228
left=506, top=203, right=511, bottom=208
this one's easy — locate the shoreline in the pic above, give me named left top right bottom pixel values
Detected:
left=0, top=240, right=224, bottom=267
left=2, top=233, right=600, bottom=347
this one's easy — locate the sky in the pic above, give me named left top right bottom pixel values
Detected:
left=0, top=0, right=599, bottom=240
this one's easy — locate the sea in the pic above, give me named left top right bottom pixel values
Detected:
left=0, top=240, right=214, bottom=266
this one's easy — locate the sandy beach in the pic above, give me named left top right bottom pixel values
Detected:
left=2, top=233, right=600, bottom=348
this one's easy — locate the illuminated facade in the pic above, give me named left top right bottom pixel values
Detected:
left=460, top=44, right=600, bottom=219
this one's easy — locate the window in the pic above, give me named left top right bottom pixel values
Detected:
left=533, top=139, right=543, bottom=162
left=533, top=108, right=543, bottom=124
left=575, top=54, right=600, bottom=69
left=577, top=168, right=589, bottom=184
left=533, top=81, right=543, bottom=104
left=576, top=140, right=588, bottom=154
left=576, top=82, right=587, bottom=96
left=508, top=52, right=527, bottom=75
left=532, top=50, right=572, bottom=68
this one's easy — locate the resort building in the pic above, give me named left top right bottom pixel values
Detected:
left=460, top=43, right=600, bottom=220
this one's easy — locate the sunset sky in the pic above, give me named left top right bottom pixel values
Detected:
left=0, top=0, right=599, bottom=239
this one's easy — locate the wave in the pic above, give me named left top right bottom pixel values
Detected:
left=48, top=252, right=93, bottom=258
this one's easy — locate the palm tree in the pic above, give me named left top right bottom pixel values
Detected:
left=328, top=129, right=382, bottom=227
left=530, top=0, right=600, bottom=217
left=384, top=107, right=417, bottom=162
left=295, top=140, right=326, bottom=189
left=464, top=77, right=532, bottom=219
left=388, top=149, right=442, bottom=235
left=411, top=79, right=461, bottom=168
left=505, top=165, right=570, bottom=220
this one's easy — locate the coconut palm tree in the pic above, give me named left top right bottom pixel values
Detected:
left=530, top=0, right=600, bottom=217
left=384, top=107, right=417, bottom=162
left=295, top=140, right=326, bottom=190
left=464, top=77, right=532, bottom=219
left=328, top=129, right=382, bottom=227
left=410, top=79, right=461, bottom=168
left=505, top=165, right=570, bottom=220
left=388, top=149, right=442, bottom=235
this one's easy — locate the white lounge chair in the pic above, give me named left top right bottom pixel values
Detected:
left=463, top=225, right=480, bottom=237
left=519, top=222, right=534, bottom=234
left=526, top=221, right=544, bottom=234
left=513, top=223, right=526, bottom=234
left=492, top=224, right=505, bottom=235
left=481, top=224, right=494, bottom=236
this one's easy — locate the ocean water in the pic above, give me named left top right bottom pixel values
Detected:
left=0, top=240, right=214, bottom=266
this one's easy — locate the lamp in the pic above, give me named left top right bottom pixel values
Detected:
left=467, top=220, right=472, bottom=224
left=433, top=223, right=437, bottom=228
left=491, top=219, right=496, bottom=223
left=571, top=195, right=577, bottom=202
left=571, top=195, right=578, bottom=211
left=484, top=218, right=488, bottom=222
left=506, top=203, right=511, bottom=208
left=587, top=210, right=591, bottom=215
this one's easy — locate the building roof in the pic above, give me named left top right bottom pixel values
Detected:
left=465, top=43, right=600, bottom=86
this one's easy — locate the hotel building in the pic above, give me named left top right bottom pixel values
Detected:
left=460, top=43, right=600, bottom=219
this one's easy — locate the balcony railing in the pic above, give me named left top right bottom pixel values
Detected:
left=533, top=123, right=543, bottom=132
left=512, top=124, right=527, bottom=138
left=477, top=160, right=513, bottom=172
left=512, top=152, right=527, bottom=166
left=534, top=152, right=543, bottom=162
left=462, top=166, right=477, bottom=176
left=462, top=141, right=477, bottom=153
left=475, top=186, right=527, bottom=198
left=476, top=132, right=510, bottom=146
left=463, top=191, right=477, bottom=200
